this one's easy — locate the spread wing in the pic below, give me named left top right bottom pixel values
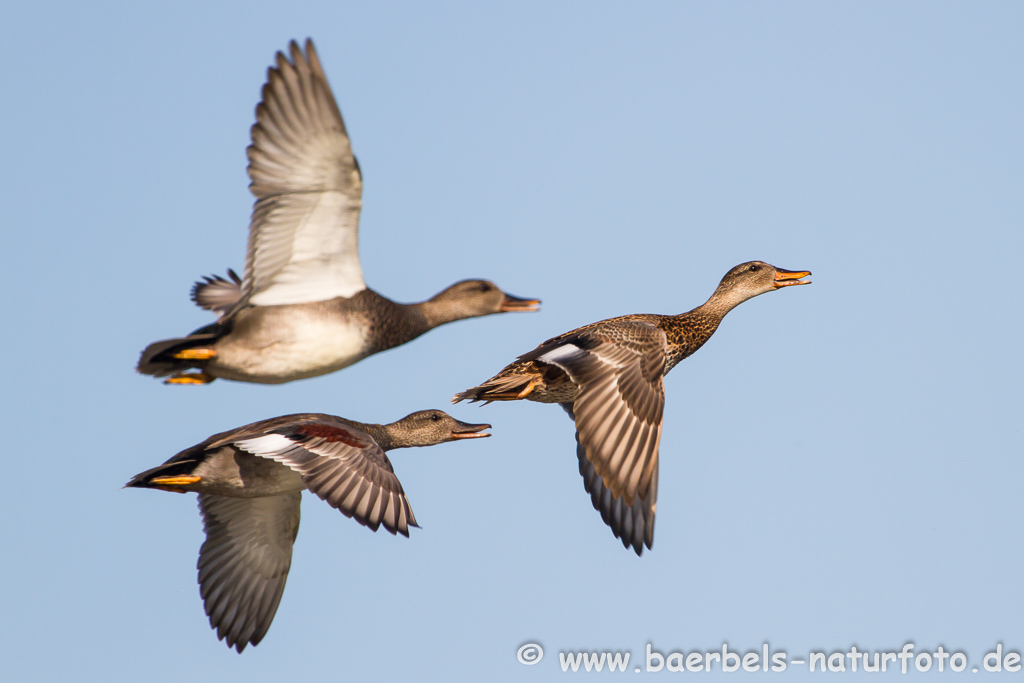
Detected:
left=197, top=491, right=300, bottom=653
left=232, top=418, right=417, bottom=535
left=577, top=432, right=658, bottom=555
left=542, top=321, right=666, bottom=553
left=243, top=39, right=365, bottom=307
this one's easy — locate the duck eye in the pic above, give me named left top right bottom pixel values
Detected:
left=430, top=414, right=441, bottom=422
left=748, top=264, right=760, bottom=272
left=478, top=283, right=491, bottom=293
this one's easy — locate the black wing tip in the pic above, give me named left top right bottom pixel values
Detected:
left=228, top=638, right=250, bottom=654
left=219, top=629, right=263, bottom=653
left=623, top=534, right=652, bottom=557
left=577, top=440, right=656, bottom=557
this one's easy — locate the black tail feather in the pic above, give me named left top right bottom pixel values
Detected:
left=136, top=325, right=222, bottom=377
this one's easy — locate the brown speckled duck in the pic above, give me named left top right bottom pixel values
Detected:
left=454, top=261, right=810, bottom=555
left=137, top=40, right=538, bottom=385
left=126, top=409, right=490, bottom=652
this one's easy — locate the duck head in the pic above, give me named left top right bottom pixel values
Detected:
left=384, top=410, right=491, bottom=448
left=426, top=279, right=540, bottom=323
left=708, top=261, right=811, bottom=311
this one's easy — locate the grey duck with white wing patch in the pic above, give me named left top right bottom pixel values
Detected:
left=453, top=261, right=810, bottom=555
left=126, top=409, right=489, bottom=652
left=137, top=40, right=538, bottom=385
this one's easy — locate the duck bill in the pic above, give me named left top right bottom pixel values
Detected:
left=773, top=268, right=812, bottom=288
left=500, top=294, right=541, bottom=312
left=450, top=420, right=492, bottom=439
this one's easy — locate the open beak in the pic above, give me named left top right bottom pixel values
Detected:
left=773, top=268, right=812, bottom=289
left=500, top=294, right=541, bottom=312
left=449, top=420, right=492, bottom=439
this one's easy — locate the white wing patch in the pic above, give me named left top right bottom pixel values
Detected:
left=539, top=343, right=584, bottom=366
left=234, top=434, right=296, bottom=458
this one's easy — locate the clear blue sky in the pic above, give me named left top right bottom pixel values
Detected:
left=2, top=2, right=1022, bottom=680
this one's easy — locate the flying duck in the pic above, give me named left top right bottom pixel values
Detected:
left=137, top=39, right=538, bottom=385
left=126, top=409, right=490, bottom=652
left=453, top=261, right=810, bottom=555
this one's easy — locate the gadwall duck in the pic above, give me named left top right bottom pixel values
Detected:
left=454, top=261, right=810, bottom=555
left=126, top=410, right=490, bottom=652
left=138, top=40, right=538, bottom=385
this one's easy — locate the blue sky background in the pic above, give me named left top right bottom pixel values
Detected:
left=2, top=2, right=1022, bottom=680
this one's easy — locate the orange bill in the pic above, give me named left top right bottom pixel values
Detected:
left=773, top=268, right=812, bottom=288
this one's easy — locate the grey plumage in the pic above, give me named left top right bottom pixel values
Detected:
left=137, top=40, right=538, bottom=385
left=126, top=409, right=489, bottom=652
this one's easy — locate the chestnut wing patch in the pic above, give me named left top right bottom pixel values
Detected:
left=293, top=423, right=372, bottom=448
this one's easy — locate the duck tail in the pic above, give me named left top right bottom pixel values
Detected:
left=124, top=457, right=201, bottom=492
left=136, top=325, right=222, bottom=378
left=452, top=371, right=538, bottom=404
left=191, top=269, right=243, bottom=317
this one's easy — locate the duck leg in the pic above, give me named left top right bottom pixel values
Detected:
left=148, top=475, right=203, bottom=494
left=172, top=347, right=217, bottom=360
left=165, top=372, right=216, bottom=385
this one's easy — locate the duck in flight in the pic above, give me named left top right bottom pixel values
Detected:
left=126, top=409, right=490, bottom=652
left=454, top=261, right=810, bottom=555
left=138, top=40, right=538, bottom=385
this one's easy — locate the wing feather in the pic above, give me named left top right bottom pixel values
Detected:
left=242, top=39, right=366, bottom=307
left=234, top=418, right=417, bottom=536
left=546, top=321, right=666, bottom=553
left=574, top=431, right=658, bottom=556
left=196, top=492, right=300, bottom=652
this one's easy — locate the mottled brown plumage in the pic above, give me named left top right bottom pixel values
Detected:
left=454, top=261, right=811, bottom=555
left=465, top=309, right=725, bottom=404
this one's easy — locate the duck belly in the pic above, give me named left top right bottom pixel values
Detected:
left=192, top=448, right=307, bottom=496
left=211, top=314, right=371, bottom=384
